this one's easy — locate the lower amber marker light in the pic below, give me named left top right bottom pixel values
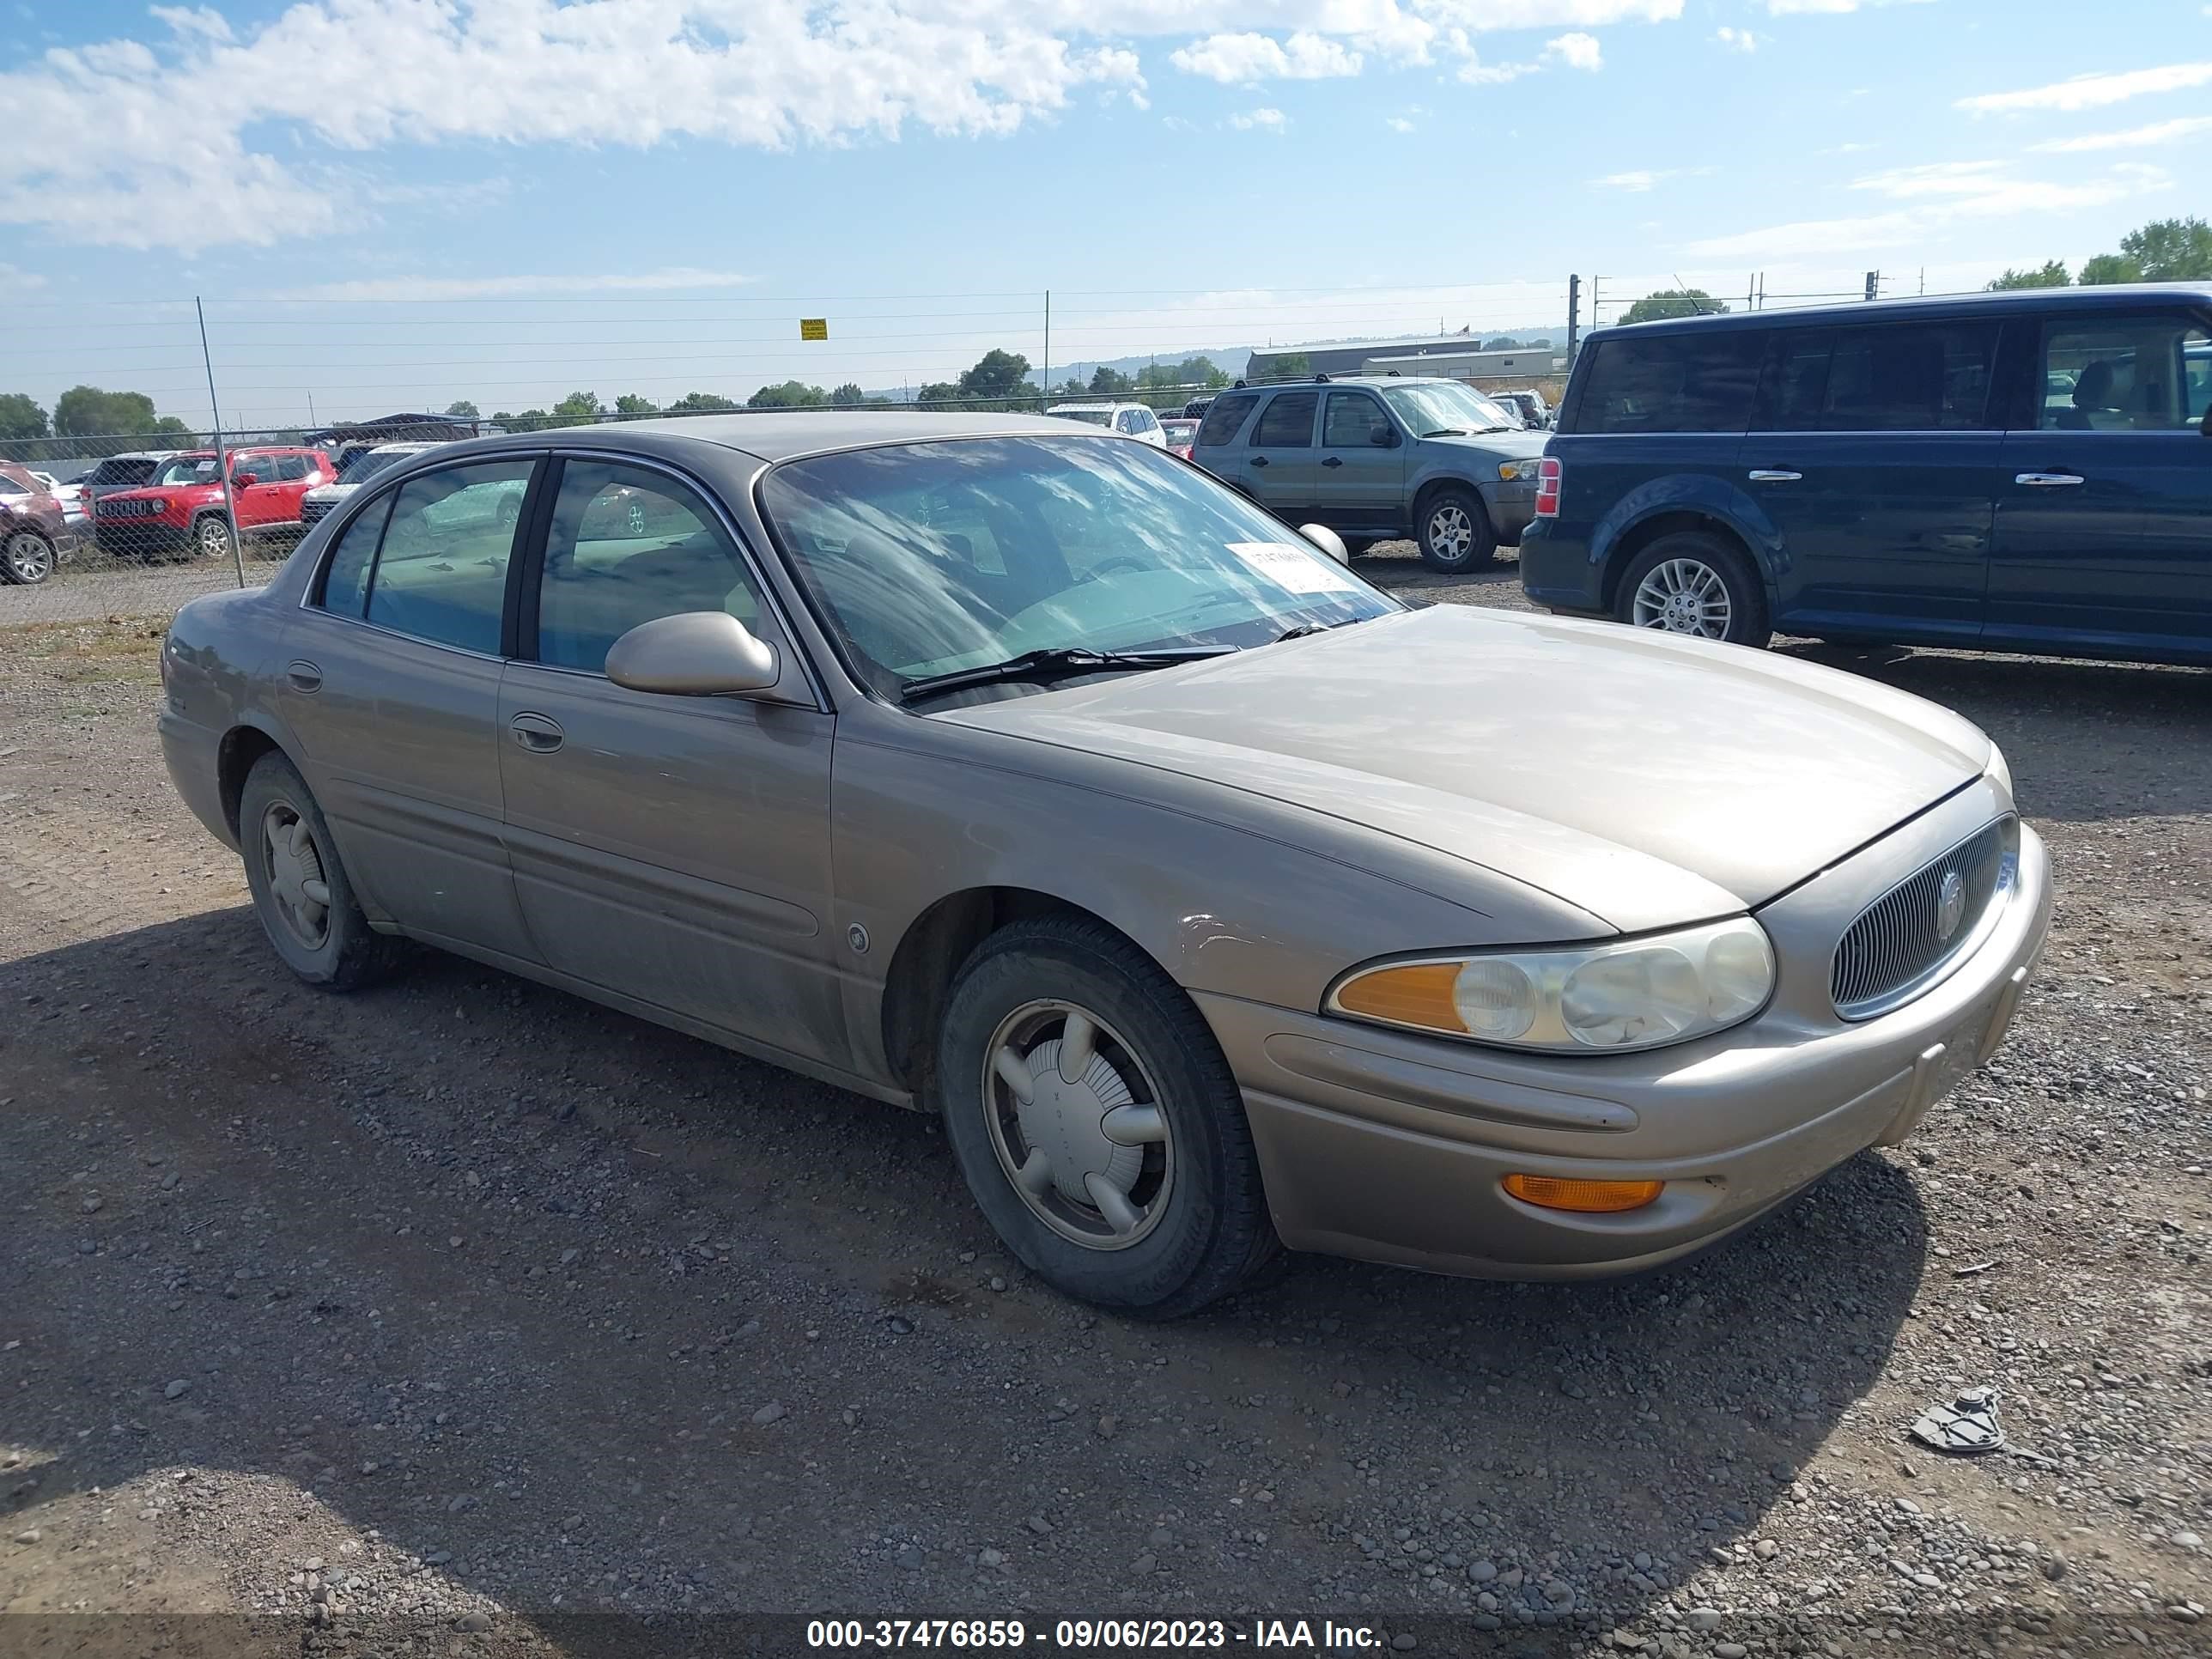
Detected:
left=1502, top=1174, right=1664, bottom=1213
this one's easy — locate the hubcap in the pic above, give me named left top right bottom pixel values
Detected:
left=982, top=1000, right=1173, bottom=1250
left=1428, top=502, right=1474, bottom=562
left=260, top=801, right=333, bottom=951
left=4, top=532, right=51, bottom=581
left=1632, top=557, right=1733, bottom=638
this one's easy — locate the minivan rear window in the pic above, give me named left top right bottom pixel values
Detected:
left=1759, top=321, right=2001, bottom=432
left=1577, top=331, right=1764, bottom=434
left=1194, top=392, right=1258, bottom=447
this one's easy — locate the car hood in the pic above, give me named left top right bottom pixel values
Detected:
left=938, top=605, right=1991, bottom=933
left=1425, top=428, right=1547, bottom=460
left=304, top=482, right=358, bottom=503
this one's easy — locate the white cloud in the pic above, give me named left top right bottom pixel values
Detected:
left=1545, top=30, right=1602, bottom=69
left=1385, top=114, right=1417, bottom=131
left=1713, top=25, right=1759, bottom=51
left=1228, top=106, right=1289, bottom=129
left=0, top=262, right=47, bottom=295
left=1958, top=62, right=2212, bottom=115
left=1459, top=55, right=1538, bottom=82
left=1169, top=31, right=1363, bottom=81
left=276, top=269, right=761, bottom=303
left=1692, top=161, right=2169, bottom=259
left=1760, top=0, right=1929, bottom=11
left=1593, top=168, right=1667, bottom=189
left=2028, top=115, right=2212, bottom=152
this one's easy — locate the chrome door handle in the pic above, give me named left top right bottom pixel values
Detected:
left=285, top=659, right=322, bottom=693
left=508, top=712, right=563, bottom=753
left=1747, top=469, right=1802, bottom=483
left=2015, top=472, right=2085, bottom=488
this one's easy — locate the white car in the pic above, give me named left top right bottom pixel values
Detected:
left=1043, top=403, right=1169, bottom=447
left=27, top=470, right=90, bottom=532
left=298, top=441, right=444, bottom=530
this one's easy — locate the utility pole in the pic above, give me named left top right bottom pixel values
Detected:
left=1042, top=290, right=1050, bottom=410
left=195, top=296, right=246, bottom=586
left=1565, top=274, right=1581, bottom=360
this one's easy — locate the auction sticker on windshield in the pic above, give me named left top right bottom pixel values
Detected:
left=1226, top=542, right=1358, bottom=595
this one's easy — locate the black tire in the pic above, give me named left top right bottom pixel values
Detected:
left=1612, top=532, right=1771, bottom=649
left=937, top=916, right=1282, bottom=1318
left=191, top=514, right=234, bottom=562
left=1414, top=484, right=1496, bottom=572
left=1, top=528, right=55, bottom=586
left=238, top=751, right=403, bottom=990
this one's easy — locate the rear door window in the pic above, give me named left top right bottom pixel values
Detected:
left=1816, top=322, right=2001, bottom=432
left=362, top=459, right=536, bottom=653
left=1194, top=392, right=1258, bottom=447
left=1577, top=331, right=1765, bottom=434
left=2039, top=315, right=2210, bottom=430
left=1253, top=392, right=1318, bottom=447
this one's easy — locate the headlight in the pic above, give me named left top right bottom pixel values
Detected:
left=1984, top=743, right=2013, bottom=802
left=1498, top=459, right=1542, bottom=482
left=1327, top=917, right=1775, bottom=1054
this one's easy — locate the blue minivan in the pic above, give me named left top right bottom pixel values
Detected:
left=1519, top=285, right=2212, bottom=664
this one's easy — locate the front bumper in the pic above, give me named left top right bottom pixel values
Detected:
left=95, top=518, right=190, bottom=556
left=1204, top=786, right=2051, bottom=1280
left=1480, top=479, right=1538, bottom=546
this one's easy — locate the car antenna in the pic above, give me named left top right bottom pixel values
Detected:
left=1672, top=275, right=1717, bottom=315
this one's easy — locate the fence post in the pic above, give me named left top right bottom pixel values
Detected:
left=196, top=296, right=246, bottom=587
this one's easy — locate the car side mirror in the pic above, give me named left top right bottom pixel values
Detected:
left=2201, top=405, right=2211, bottom=439
left=1298, top=523, right=1350, bottom=564
left=1376, top=427, right=1400, bottom=448
left=233, top=472, right=258, bottom=488
left=605, top=611, right=783, bottom=696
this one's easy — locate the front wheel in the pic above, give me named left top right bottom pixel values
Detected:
left=937, top=917, right=1281, bottom=1318
left=1, top=529, right=55, bottom=585
left=193, top=515, right=234, bottom=562
left=1415, top=486, right=1495, bottom=573
left=1613, top=532, right=1771, bottom=648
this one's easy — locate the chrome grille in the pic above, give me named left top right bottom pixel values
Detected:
left=1832, top=817, right=2015, bottom=1019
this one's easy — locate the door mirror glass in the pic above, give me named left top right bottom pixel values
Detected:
left=1298, top=523, right=1350, bottom=564
left=605, top=611, right=781, bottom=696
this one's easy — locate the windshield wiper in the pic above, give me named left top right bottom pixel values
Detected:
left=1419, top=428, right=1468, bottom=438
left=899, top=645, right=1231, bottom=704
left=1272, top=616, right=1371, bottom=644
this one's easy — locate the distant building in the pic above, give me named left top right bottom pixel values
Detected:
left=1243, top=332, right=1565, bottom=382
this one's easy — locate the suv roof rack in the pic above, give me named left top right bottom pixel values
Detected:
left=1313, top=372, right=1331, bottom=382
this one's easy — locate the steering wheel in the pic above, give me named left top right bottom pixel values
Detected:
left=1077, top=556, right=1152, bottom=584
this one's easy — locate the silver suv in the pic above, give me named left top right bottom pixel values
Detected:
left=1188, top=376, right=1547, bottom=570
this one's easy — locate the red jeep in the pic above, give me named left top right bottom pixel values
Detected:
left=93, top=447, right=337, bottom=562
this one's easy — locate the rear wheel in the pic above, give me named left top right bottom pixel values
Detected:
left=239, top=751, right=403, bottom=990
left=1614, top=532, right=1771, bottom=648
left=1, top=529, right=55, bottom=585
left=937, top=916, right=1281, bottom=1317
left=1415, top=485, right=1495, bottom=573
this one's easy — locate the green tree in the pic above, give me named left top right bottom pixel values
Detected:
left=550, top=390, right=603, bottom=427
left=747, top=380, right=828, bottom=409
left=511, top=409, right=551, bottom=432
left=667, top=391, right=738, bottom=412
left=444, top=398, right=481, bottom=418
left=830, top=383, right=866, bottom=406
left=958, top=349, right=1033, bottom=407
left=1089, top=365, right=1134, bottom=395
left=1269, top=352, right=1311, bottom=380
left=0, top=393, right=49, bottom=441
left=915, top=380, right=960, bottom=406
left=151, top=416, right=192, bottom=438
left=2117, top=216, right=2212, bottom=281
left=1987, top=261, right=2070, bottom=290
left=613, top=394, right=657, bottom=416
left=1621, top=289, right=1729, bottom=325
left=1480, top=336, right=1525, bottom=349
left=52, top=385, right=163, bottom=437
left=489, top=410, right=515, bottom=426
left=2078, top=253, right=2142, bottom=286
left=1055, top=376, right=1085, bottom=398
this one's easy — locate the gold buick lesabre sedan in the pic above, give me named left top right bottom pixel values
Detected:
left=160, top=414, right=2051, bottom=1316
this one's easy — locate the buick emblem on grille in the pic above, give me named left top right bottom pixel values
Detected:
left=1935, top=871, right=1967, bottom=942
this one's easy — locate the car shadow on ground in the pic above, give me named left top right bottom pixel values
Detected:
left=2, top=908, right=1929, bottom=1642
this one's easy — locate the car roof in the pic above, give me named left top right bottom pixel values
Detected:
left=1586, top=283, right=2212, bottom=342
left=445, top=410, right=1101, bottom=465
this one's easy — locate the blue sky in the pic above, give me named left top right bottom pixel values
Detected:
left=4, top=0, right=2209, bottom=428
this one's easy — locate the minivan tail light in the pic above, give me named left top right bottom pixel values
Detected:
left=1534, top=456, right=1562, bottom=519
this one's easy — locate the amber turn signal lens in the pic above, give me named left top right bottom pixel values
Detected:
left=1502, top=1174, right=1664, bottom=1213
left=1332, top=961, right=1465, bottom=1029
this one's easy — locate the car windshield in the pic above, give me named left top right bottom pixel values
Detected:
left=758, top=435, right=1400, bottom=702
left=339, top=448, right=407, bottom=484
left=1379, top=380, right=1517, bottom=435
left=1047, top=409, right=1114, bottom=427
left=155, top=456, right=221, bottom=486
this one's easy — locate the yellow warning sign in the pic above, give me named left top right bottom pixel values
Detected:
left=799, top=318, right=829, bottom=341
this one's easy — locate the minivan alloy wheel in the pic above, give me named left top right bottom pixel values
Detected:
left=982, top=998, right=1174, bottom=1250
left=2, top=530, right=54, bottom=584
left=1632, top=556, right=1734, bottom=638
left=258, top=802, right=332, bottom=951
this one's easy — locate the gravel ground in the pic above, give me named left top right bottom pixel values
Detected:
left=1, top=547, right=2207, bottom=1656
